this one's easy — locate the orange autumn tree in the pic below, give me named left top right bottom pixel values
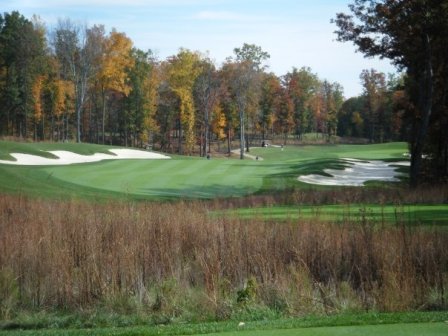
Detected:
left=31, top=70, right=75, bottom=141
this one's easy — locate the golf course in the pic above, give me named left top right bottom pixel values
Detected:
left=0, top=139, right=447, bottom=336
left=0, top=140, right=410, bottom=199
left=2, top=0, right=448, bottom=333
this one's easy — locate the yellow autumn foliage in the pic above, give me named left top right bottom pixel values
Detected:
left=211, top=103, right=226, bottom=140
left=100, top=29, right=134, bottom=96
left=32, top=75, right=45, bottom=121
left=166, top=49, right=202, bottom=154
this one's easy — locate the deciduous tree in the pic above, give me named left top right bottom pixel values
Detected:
left=274, top=85, right=294, bottom=144
left=166, top=49, right=201, bottom=155
left=284, top=67, right=319, bottom=139
left=0, top=11, right=47, bottom=137
left=97, top=29, right=134, bottom=144
left=333, top=0, right=448, bottom=186
left=259, top=73, right=282, bottom=140
left=230, top=43, right=269, bottom=159
left=126, top=49, right=159, bottom=147
left=360, top=69, right=387, bottom=142
left=53, top=19, right=92, bottom=142
left=194, top=57, right=221, bottom=156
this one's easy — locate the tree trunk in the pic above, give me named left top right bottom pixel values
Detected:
left=76, top=85, right=81, bottom=143
left=239, top=109, right=245, bottom=159
left=410, top=34, right=433, bottom=188
left=178, top=122, right=183, bottom=155
left=205, top=106, right=210, bottom=156
left=200, top=129, right=205, bottom=157
left=101, top=90, right=106, bottom=144
left=76, top=105, right=81, bottom=142
left=227, top=128, right=231, bottom=154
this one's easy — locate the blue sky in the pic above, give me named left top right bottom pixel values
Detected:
left=2, top=0, right=396, bottom=97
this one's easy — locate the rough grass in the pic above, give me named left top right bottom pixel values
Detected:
left=1, top=195, right=447, bottom=328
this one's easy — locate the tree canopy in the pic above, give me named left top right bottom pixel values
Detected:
left=334, top=0, right=448, bottom=186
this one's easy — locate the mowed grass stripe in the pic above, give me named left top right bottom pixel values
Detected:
left=46, top=160, right=188, bottom=195
left=43, top=157, right=267, bottom=198
left=227, top=204, right=448, bottom=225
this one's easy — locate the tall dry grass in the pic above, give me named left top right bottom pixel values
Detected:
left=0, top=194, right=447, bottom=321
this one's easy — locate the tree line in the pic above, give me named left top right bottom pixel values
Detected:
left=0, top=12, right=400, bottom=152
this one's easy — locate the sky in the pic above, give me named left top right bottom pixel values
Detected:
left=2, top=0, right=397, bottom=98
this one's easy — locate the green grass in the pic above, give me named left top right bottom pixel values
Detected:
left=0, top=312, right=448, bottom=336
left=3, top=323, right=446, bottom=336
left=253, top=142, right=407, bottom=162
left=226, top=204, right=448, bottom=226
left=201, top=323, right=447, bottom=336
left=1, top=312, right=446, bottom=335
left=0, top=141, right=409, bottom=200
left=39, top=157, right=271, bottom=199
left=1, top=140, right=445, bottom=336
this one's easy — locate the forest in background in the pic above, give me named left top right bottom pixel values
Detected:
left=0, top=12, right=404, bottom=150
left=0, top=0, right=447, bottom=185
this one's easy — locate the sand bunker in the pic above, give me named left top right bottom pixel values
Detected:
left=298, top=158, right=409, bottom=186
left=0, top=149, right=170, bottom=166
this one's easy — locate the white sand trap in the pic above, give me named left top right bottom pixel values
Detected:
left=298, top=158, right=410, bottom=186
left=0, top=149, right=170, bottom=166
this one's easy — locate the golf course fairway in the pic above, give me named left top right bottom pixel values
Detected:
left=0, top=141, right=410, bottom=199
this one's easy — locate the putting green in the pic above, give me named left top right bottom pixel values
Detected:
left=39, top=157, right=284, bottom=198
